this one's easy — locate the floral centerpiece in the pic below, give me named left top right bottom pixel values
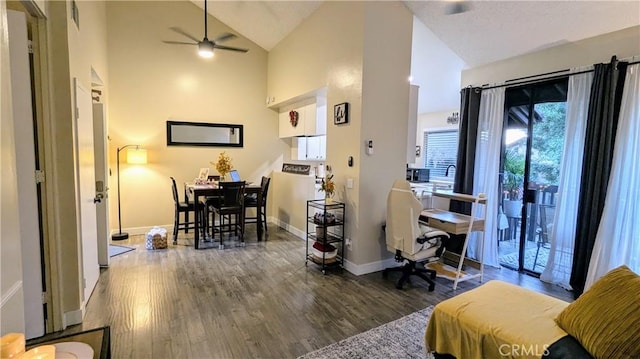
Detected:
left=319, top=174, right=335, bottom=202
left=211, top=151, right=232, bottom=180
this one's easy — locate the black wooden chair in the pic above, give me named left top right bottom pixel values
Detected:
left=211, top=181, right=246, bottom=249
left=244, top=176, right=270, bottom=233
left=171, top=177, right=205, bottom=244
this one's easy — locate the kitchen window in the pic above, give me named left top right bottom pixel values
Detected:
left=423, top=130, right=459, bottom=177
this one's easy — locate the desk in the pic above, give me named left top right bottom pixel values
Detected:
left=187, top=183, right=263, bottom=249
left=418, top=191, right=486, bottom=290
left=26, top=326, right=110, bottom=359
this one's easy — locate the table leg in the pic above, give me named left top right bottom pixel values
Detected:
left=194, top=193, right=200, bottom=249
left=257, top=190, right=263, bottom=241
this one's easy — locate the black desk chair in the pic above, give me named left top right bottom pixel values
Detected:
left=244, top=176, right=270, bottom=233
left=211, top=181, right=246, bottom=249
left=170, top=177, right=205, bottom=244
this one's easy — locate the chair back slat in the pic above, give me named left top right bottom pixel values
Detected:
left=219, top=181, right=246, bottom=207
left=170, top=177, right=179, bottom=204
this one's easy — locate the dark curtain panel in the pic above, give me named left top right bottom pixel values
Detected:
left=570, top=58, right=628, bottom=297
left=446, top=87, right=482, bottom=254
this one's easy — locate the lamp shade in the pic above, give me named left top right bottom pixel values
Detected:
left=126, top=148, right=147, bottom=164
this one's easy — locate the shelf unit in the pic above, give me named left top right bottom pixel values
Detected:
left=306, top=199, right=345, bottom=274
left=419, top=191, right=487, bottom=290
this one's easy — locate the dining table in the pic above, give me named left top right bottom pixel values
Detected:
left=187, top=182, right=263, bottom=249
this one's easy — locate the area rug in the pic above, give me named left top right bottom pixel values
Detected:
left=298, top=306, right=435, bottom=359
left=108, top=244, right=135, bottom=257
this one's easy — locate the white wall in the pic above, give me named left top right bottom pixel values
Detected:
left=269, top=2, right=413, bottom=272
left=106, top=1, right=285, bottom=231
left=410, top=16, right=465, bottom=114
left=462, top=26, right=640, bottom=87
left=0, top=0, right=26, bottom=335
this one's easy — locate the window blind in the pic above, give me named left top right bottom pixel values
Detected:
left=423, top=130, right=459, bottom=178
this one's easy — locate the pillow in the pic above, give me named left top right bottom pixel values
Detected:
left=555, top=265, right=640, bottom=359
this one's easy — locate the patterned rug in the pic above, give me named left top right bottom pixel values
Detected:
left=499, top=245, right=549, bottom=271
left=298, top=306, right=435, bottom=359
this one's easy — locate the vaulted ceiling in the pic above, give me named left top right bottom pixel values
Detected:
left=185, top=1, right=639, bottom=114
left=196, top=0, right=640, bottom=68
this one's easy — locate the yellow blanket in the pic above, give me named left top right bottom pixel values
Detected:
left=425, top=280, right=569, bottom=359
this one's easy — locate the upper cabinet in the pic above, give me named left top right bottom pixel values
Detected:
left=278, top=97, right=327, bottom=138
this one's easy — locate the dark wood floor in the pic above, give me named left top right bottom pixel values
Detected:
left=45, top=226, right=572, bottom=358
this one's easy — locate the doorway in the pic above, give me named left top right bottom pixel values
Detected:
left=499, top=79, right=568, bottom=276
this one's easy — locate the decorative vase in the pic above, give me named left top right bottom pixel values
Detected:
left=325, top=193, right=333, bottom=204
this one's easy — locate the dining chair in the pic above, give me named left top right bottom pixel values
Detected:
left=171, top=177, right=205, bottom=244
left=244, top=176, right=270, bottom=233
left=211, top=181, right=246, bottom=249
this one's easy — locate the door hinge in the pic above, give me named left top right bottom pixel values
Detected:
left=83, top=278, right=86, bottom=289
left=28, top=40, right=34, bottom=54
left=35, top=170, right=45, bottom=183
left=75, top=107, right=80, bottom=120
left=41, top=292, right=47, bottom=304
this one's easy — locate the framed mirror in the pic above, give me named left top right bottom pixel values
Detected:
left=166, top=121, right=243, bottom=147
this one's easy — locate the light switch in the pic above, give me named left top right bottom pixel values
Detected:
left=346, top=178, right=354, bottom=189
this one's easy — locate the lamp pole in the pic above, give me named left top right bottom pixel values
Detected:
left=112, top=144, right=138, bottom=241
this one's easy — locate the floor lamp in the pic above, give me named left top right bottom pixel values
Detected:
left=112, top=144, right=147, bottom=241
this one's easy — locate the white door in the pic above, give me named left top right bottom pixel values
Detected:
left=93, top=103, right=109, bottom=267
left=8, top=9, right=44, bottom=339
left=74, top=79, right=100, bottom=305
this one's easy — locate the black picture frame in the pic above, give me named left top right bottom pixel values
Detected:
left=334, top=102, right=349, bottom=125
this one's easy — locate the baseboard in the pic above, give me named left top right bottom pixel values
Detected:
left=110, top=225, right=173, bottom=237
left=271, top=218, right=306, bottom=240
left=343, top=258, right=397, bottom=276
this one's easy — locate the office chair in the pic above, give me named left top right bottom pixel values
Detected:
left=383, top=179, right=449, bottom=291
left=244, top=176, right=270, bottom=233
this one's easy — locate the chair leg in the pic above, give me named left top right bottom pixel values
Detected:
left=173, top=209, right=179, bottom=244
left=262, top=207, right=268, bottom=233
left=383, top=261, right=437, bottom=291
left=185, top=211, right=190, bottom=234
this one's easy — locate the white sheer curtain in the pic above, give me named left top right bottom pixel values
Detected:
left=585, top=61, right=640, bottom=290
left=467, top=87, right=504, bottom=267
left=540, top=68, right=593, bottom=289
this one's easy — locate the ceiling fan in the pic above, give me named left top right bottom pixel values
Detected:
left=444, top=0, right=473, bottom=15
left=162, top=0, right=248, bottom=58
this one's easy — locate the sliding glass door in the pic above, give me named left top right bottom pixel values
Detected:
left=499, top=79, right=568, bottom=275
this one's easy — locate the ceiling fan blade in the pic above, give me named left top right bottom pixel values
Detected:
left=445, top=1, right=472, bottom=15
left=213, top=32, right=236, bottom=44
left=162, top=40, right=198, bottom=45
left=213, top=44, right=249, bottom=53
left=169, top=27, right=201, bottom=43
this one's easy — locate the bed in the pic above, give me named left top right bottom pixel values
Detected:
left=425, top=266, right=640, bottom=359
left=425, top=280, right=573, bottom=359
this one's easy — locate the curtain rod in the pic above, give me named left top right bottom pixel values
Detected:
left=480, top=59, right=640, bottom=91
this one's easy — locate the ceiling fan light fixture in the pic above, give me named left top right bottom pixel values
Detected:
left=198, top=41, right=214, bottom=58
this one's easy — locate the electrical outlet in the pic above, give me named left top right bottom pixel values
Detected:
left=345, top=238, right=352, bottom=249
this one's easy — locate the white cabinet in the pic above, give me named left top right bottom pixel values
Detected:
left=279, top=105, right=305, bottom=138
left=291, top=135, right=326, bottom=161
left=305, top=102, right=326, bottom=136
left=279, top=98, right=326, bottom=138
